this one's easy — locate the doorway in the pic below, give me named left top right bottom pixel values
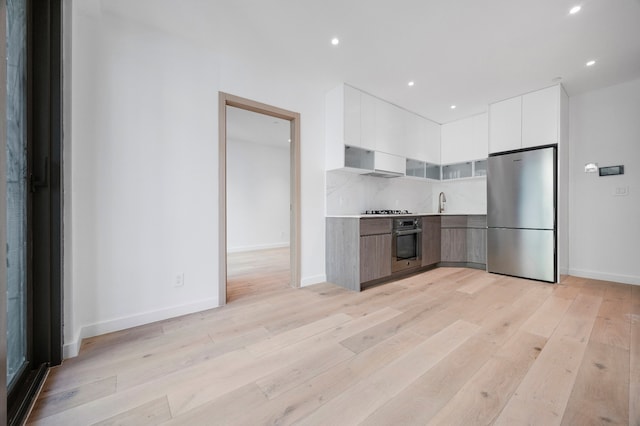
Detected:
left=218, top=93, right=300, bottom=305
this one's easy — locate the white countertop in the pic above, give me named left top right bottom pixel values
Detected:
left=326, top=212, right=487, bottom=218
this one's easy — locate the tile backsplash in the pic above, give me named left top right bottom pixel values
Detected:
left=431, top=179, right=487, bottom=214
left=326, top=170, right=487, bottom=215
left=326, top=170, right=433, bottom=215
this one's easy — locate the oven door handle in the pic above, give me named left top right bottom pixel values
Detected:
left=394, top=229, right=422, bottom=236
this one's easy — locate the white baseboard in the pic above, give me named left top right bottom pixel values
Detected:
left=63, top=298, right=220, bottom=359
left=301, top=274, right=327, bottom=287
left=227, top=242, right=289, bottom=254
left=568, top=268, right=640, bottom=286
left=63, top=334, right=82, bottom=360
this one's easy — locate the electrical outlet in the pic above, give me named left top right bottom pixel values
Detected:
left=613, top=186, right=629, bottom=197
left=175, top=273, right=185, bottom=287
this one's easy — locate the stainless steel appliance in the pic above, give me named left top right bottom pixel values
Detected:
left=487, top=146, right=556, bottom=282
left=392, top=217, right=422, bottom=272
left=363, top=210, right=411, bottom=215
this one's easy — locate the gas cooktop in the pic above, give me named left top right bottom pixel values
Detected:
left=362, top=210, right=412, bottom=215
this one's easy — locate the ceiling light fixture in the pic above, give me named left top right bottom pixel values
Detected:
left=569, top=5, right=581, bottom=14
left=586, top=60, right=596, bottom=66
left=331, top=37, right=340, bottom=46
left=408, top=81, right=415, bottom=87
left=450, top=105, right=456, bottom=109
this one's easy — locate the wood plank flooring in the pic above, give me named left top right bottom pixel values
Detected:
left=27, top=249, right=639, bottom=425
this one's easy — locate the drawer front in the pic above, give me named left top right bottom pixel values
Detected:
left=360, top=218, right=392, bottom=236
left=467, top=215, right=487, bottom=228
left=441, top=215, right=467, bottom=228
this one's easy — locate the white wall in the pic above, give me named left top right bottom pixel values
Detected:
left=227, top=139, right=290, bottom=252
left=568, top=77, right=640, bottom=285
left=65, top=3, right=327, bottom=357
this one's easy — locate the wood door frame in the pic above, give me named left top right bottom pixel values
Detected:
left=218, top=92, right=301, bottom=305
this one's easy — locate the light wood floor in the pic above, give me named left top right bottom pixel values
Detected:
left=226, top=247, right=291, bottom=303
left=27, top=252, right=639, bottom=425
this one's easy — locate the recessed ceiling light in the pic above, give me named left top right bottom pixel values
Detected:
left=408, top=81, right=415, bottom=87
left=450, top=105, right=456, bottom=109
left=569, top=5, right=581, bottom=14
left=586, top=60, right=596, bottom=66
left=331, top=37, right=340, bottom=46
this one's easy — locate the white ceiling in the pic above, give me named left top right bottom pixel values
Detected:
left=99, top=0, right=640, bottom=123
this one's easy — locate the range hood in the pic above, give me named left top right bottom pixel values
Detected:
left=363, top=170, right=404, bottom=178
left=343, top=146, right=406, bottom=178
left=365, top=151, right=405, bottom=178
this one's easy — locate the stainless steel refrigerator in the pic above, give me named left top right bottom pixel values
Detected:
left=487, top=146, right=556, bottom=282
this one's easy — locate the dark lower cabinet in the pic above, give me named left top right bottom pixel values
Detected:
left=467, top=228, right=487, bottom=264
left=359, top=234, right=392, bottom=283
left=422, top=216, right=441, bottom=266
left=441, top=215, right=487, bottom=267
left=327, top=214, right=486, bottom=292
left=441, top=228, right=467, bottom=262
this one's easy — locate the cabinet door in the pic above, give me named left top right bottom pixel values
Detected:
left=471, top=112, right=489, bottom=159
left=360, top=234, right=392, bottom=283
left=422, top=216, right=441, bottom=266
left=375, top=99, right=405, bottom=155
left=441, top=118, right=472, bottom=164
left=522, top=85, right=559, bottom=148
left=489, top=96, right=522, bottom=153
left=325, top=85, right=346, bottom=170
left=466, top=228, right=486, bottom=265
left=441, top=114, right=488, bottom=163
left=404, top=113, right=427, bottom=161
left=343, top=85, right=361, bottom=148
left=360, top=91, right=377, bottom=150
left=424, top=119, right=441, bottom=164
left=441, top=228, right=467, bottom=262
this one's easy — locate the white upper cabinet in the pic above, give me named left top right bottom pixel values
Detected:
left=325, top=84, right=346, bottom=170
left=404, top=112, right=427, bottom=161
left=343, top=85, right=362, bottom=148
left=325, top=84, right=374, bottom=170
left=325, top=83, right=443, bottom=173
left=441, top=112, right=488, bottom=164
left=522, top=85, right=560, bottom=148
left=360, top=92, right=376, bottom=151
left=472, top=113, right=489, bottom=159
left=375, top=99, right=405, bottom=155
left=489, top=96, right=522, bottom=153
left=441, top=116, right=470, bottom=164
left=489, top=84, right=564, bottom=154
left=423, top=119, right=441, bottom=164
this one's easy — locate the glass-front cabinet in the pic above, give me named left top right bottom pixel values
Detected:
left=441, top=159, right=488, bottom=181
left=406, top=158, right=441, bottom=181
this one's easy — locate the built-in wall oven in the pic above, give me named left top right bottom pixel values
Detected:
left=392, top=217, right=422, bottom=272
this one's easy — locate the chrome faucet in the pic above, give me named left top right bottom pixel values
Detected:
left=438, top=192, right=447, bottom=213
